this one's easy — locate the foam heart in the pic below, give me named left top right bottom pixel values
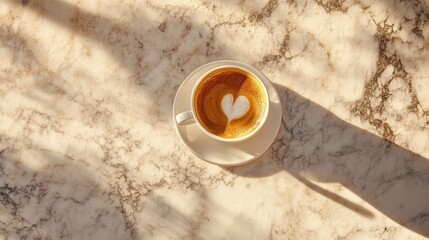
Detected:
left=221, top=94, right=250, bottom=123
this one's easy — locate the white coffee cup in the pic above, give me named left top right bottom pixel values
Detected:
left=175, top=63, right=270, bottom=142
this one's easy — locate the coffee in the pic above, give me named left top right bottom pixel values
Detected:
left=194, top=67, right=267, bottom=139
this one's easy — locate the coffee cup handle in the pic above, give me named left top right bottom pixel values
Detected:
left=176, top=111, right=196, bottom=125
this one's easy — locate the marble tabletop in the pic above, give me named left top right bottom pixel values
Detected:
left=1, top=0, right=429, bottom=239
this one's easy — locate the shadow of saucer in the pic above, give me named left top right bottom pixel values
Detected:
left=227, top=83, right=429, bottom=237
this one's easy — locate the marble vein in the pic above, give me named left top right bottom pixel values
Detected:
left=0, top=0, right=428, bottom=239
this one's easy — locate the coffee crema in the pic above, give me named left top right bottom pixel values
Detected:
left=194, top=67, right=267, bottom=139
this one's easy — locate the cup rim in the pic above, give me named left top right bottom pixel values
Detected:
left=190, top=64, right=270, bottom=142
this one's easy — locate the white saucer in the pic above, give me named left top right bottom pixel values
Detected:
left=172, top=60, right=282, bottom=166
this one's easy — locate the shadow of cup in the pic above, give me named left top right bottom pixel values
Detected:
left=227, top=83, right=429, bottom=238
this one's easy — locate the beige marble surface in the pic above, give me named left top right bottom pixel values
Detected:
left=1, top=0, right=429, bottom=239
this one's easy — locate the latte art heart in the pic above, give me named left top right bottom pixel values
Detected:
left=221, top=94, right=250, bottom=123
left=194, top=67, right=266, bottom=139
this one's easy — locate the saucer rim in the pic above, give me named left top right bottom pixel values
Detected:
left=172, top=60, right=282, bottom=166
